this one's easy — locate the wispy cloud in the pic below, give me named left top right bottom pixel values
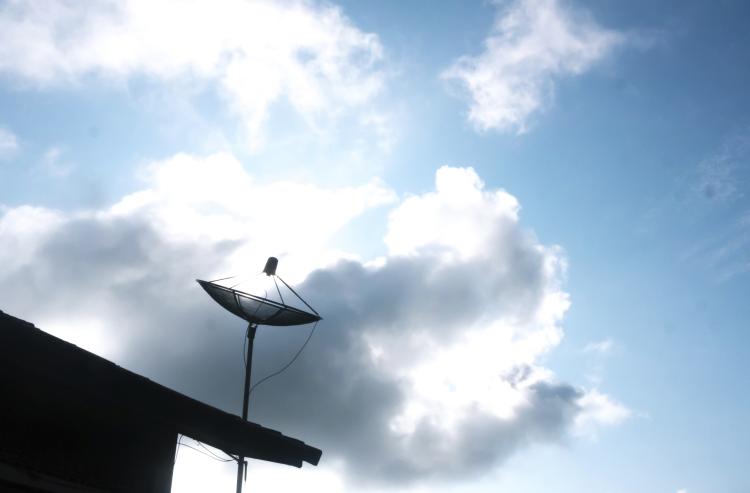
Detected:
left=0, top=0, right=385, bottom=149
left=583, top=338, right=614, bottom=355
left=574, top=389, right=631, bottom=438
left=680, top=127, right=750, bottom=282
left=696, top=157, right=740, bottom=202
left=682, top=214, right=750, bottom=283
left=41, top=146, right=74, bottom=177
left=694, top=128, right=749, bottom=203
left=442, top=0, right=623, bottom=134
left=0, top=126, right=19, bottom=158
left=582, top=338, right=616, bottom=387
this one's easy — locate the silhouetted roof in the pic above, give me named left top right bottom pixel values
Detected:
left=0, top=310, right=321, bottom=468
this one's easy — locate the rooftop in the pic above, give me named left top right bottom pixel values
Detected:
left=0, top=310, right=321, bottom=469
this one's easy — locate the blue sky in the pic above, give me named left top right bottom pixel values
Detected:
left=1, top=1, right=749, bottom=492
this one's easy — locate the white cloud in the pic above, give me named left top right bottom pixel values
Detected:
left=581, top=338, right=616, bottom=387
left=583, top=338, right=614, bottom=355
left=121, top=152, right=396, bottom=279
left=386, top=166, right=521, bottom=260
left=442, top=0, right=623, bottom=133
left=0, top=0, right=385, bottom=148
left=0, top=158, right=627, bottom=486
left=676, top=489, right=687, bottom=493
left=0, top=126, right=19, bottom=157
left=574, top=389, right=631, bottom=438
left=41, top=146, right=75, bottom=176
left=0, top=205, right=64, bottom=270
left=0, top=152, right=395, bottom=354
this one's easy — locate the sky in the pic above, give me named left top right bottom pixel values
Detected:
left=1, top=0, right=749, bottom=492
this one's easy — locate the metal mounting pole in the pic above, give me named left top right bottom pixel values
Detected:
left=236, top=324, right=257, bottom=493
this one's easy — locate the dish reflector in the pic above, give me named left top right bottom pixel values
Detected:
left=197, top=279, right=321, bottom=326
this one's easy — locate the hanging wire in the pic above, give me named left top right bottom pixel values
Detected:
left=178, top=442, right=234, bottom=462
left=222, top=270, right=320, bottom=386
left=197, top=440, right=238, bottom=462
left=249, top=320, right=319, bottom=396
left=174, top=434, right=183, bottom=464
left=177, top=436, right=237, bottom=463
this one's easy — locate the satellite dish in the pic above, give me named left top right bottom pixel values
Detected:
left=196, top=280, right=321, bottom=326
left=197, top=257, right=322, bottom=493
left=197, top=258, right=321, bottom=326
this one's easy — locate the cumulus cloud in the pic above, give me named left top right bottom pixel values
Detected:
left=0, top=152, right=395, bottom=355
left=0, top=0, right=385, bottom=147
left=0, top=126, right=19, bottom=157
left=0, top=158, right=626, bottom=485
left=442, top=0, right=623, bottom=133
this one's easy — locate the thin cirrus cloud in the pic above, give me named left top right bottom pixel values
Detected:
left=442, top=0, right=624, bottom=134
left=0, top=0, right=385, bottom=148
left=676, top=128, right=750, bottom=282
left=0, top=126, right=19, bottom=158
left=0, top=155, right=628, bottom=486
left=694, top=127, right=750, bottom=203
left=41, top=147, right=75, bottom=177
left=583, top=338, right=614, bottom=355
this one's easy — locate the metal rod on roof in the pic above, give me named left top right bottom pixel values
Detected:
left=236, top=323, right=257, bottom=493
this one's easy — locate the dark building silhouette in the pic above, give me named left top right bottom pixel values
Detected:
left=0, top=310, right=321, bottom=492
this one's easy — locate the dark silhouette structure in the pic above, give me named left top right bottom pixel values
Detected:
left=0, top=310, right=321, bottom=492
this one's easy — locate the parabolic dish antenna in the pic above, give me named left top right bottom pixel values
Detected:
left=197, top=256, right=321, bottom=326
left=196, top=280, right=321, bottom=326
left=197, top=257, right=322, bottom=493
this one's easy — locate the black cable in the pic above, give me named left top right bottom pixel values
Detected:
left=174, top=434, right=183, bottom=464
left=178, top=437, right=236, bottom=462
left=178, top=442, right=234, bottom=462
left=174, top=433, right=238, bottom=463
left=232, top=272, right=320, bottom=398
left=249, top=320, right=318, bottom=396
left=196, top=440, right=237, bottom=462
